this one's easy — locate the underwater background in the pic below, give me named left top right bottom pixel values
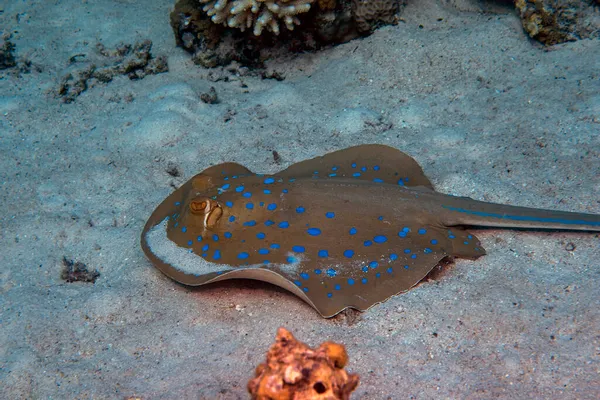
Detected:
left=1, top=0, right=599, bottom=398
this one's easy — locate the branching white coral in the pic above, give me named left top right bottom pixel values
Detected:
left=199, top=0, right=314, bottom=36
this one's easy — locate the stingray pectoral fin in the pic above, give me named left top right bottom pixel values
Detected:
left=199, top=162, right=255, bottom=180
left=295, top=251, right=452, bottom=318
left=445, top=227, right=487, bottom=259
left=208, top=268, right=316, bottom=308
left=278, top=144, right=434, bottom=189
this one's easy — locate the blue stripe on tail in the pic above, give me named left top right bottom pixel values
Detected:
left=442, top=205, right=600, bottom=226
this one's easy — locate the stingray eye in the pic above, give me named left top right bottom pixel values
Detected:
left=205, top=206, right=223, bottom=229
left=190, top=200, right=210, bottom=215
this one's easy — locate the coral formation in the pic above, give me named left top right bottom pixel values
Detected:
left=248, top=327, right=359, bottom=400
left=352, top=0, right=405, bottom=33
left=200, top=0, right=315, bottom=36
left=516, top=0, right=600, bottom=45
left=172, top=0, right=399, bottom=67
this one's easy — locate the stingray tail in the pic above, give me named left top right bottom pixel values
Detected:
left=438, top=195, right=600, bottom=232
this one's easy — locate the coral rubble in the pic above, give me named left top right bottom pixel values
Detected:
left=57, top=40, right=168, bottom=103
left=0, top=34, right=17, bottom=70
left=61, top=257, right=100, bottom=283
left=516, top=0, right=600, bottom=45
left=248, top=327, right=359, bottom=400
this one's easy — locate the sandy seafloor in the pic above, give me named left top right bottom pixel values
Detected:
left=1, top=0, right=599, bottom=398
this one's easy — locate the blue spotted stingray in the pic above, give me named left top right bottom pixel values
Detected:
left=141, top=145, right=600, bottom=317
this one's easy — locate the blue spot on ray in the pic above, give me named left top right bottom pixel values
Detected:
left=373, top=235, right=387, bottom=243
left=307, top=227, right=321, bottom=236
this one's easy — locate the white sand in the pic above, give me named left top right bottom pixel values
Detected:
left=1, top=0, right=599, bottom=398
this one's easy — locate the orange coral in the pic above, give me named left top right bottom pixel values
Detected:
left=248, top=327, right=359, bottom=400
